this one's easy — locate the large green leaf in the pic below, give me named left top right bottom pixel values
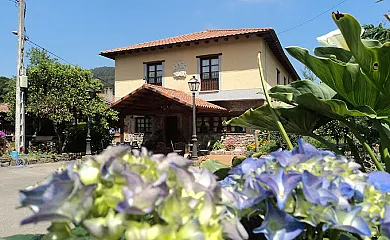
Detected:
left=286, top=46, right=381, bottom=110
left=226, top=104, right=327, bottom=136
left=269, top=80, right=336, bottom=103
left=314, top=46, right=354, bottom=63
left=333, top=13, right=390, bottom=96
left=200, top=159, right=229, bottom=172
left=295, top=93, right=377, bottom=119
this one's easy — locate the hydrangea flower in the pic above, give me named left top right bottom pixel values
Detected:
left=19, top=146, right=246, bottom=239
left=222, top=139, right=390, bottom=239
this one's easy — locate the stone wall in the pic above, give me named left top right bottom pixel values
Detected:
left=198, top=132, right=255, bottom=150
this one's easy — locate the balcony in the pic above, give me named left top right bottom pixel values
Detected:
left=201, top=72, right=219, bottom=91
left=146, top=77, right=162, bottom=86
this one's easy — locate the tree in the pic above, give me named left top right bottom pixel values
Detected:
left=362, top=23, right=390, bottom=43
left=91, top=66, right=115, bottom=89
left=5, top=48, right=118, bottom=153
left=300, top=66, right=317, bottom=82
left=0, top=76, right=14, bottom=102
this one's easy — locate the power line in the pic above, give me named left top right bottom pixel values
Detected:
left=278, top=0, right=349, bottom=35
left=26, top=40, right=76, bottom=66
left=8, top=0, right=76, bottom=67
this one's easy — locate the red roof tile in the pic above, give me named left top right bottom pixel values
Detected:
left=100, top=28, right=300, bottom=81
left=111, top=84, right=227, bottom=112
left=0, top=104, right=9, bottom=113
left=101, top=28, right=271, bottom=54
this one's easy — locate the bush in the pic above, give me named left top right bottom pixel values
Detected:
left=211, top=140, right=224, bottom=151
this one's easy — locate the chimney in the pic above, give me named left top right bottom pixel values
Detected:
left=103, top=87, right=114, bottom=101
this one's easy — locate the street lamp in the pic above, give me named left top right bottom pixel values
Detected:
left=188, top=76, right=200, bottom=166
left=85, top=88, right=94, bottom=155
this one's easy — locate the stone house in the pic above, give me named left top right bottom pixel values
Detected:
left=100, top=28, right=299, bottom=151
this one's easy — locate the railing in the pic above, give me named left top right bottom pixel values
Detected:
left=147, top=77, right=162, bottom=86
left=201, top=74, right=219, bottom=91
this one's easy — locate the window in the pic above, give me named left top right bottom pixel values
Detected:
left=199, top=55, right=220, bottom=91
left=284, top=76, right=287, bottom=85
left=196, top=116, right=245, bottom=133
left=146, top=62, right=163, bottom=86
left=277, top=69, right=281, bottom=85
left=135, top=117, right=152, bottom=133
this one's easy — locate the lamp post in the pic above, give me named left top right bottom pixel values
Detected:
left=188, top=76, right=200, bottom=166
left=85, top=88, right=94, bottom=155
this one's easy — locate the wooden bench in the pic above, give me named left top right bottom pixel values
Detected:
left=0, top=158, right=11, bottom=167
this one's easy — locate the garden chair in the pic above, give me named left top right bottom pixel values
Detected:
left=171, top=141, right=185, bottom=156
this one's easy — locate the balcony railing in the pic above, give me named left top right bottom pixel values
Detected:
left=201, top=72, right=219, bottom=91
left=147, top=77, right=162, bottom=86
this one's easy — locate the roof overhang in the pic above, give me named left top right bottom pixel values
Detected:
left=100, top=29, right=299, bottom=81
left=111, top=84, right=227, bottom=114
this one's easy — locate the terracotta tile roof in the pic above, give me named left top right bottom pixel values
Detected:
left=0, top=104, right=9, bottom=113
left=111, top=84, right=227, bottom=112
left=100, top=28, right=300, bottom=81
left=101, top=28, right=271, bottom=54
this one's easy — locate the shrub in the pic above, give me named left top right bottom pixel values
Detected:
left=212, top=140, right=224, bottom=151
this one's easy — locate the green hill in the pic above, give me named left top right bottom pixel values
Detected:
left=91, top=66, right=115, bottom=88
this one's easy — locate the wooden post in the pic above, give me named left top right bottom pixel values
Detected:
left=119, top=111, right=125, bottom=143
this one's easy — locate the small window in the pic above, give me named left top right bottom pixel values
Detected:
left=135, top=117, right=152, bottom=133
left=199, top=55, right=220, bottom=91
left=196, top=116, right=245, bottom=133
left=146, top=62, right=163, bottom=86
left=277, top=69, right=281, bottom=85
left=284, top=76, right=287, bottom=85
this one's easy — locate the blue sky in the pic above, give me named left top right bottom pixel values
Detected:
left=0, top=0, right=387, bottom=78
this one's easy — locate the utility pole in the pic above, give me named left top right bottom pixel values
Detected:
left=15, top=0, right=26, bottom=153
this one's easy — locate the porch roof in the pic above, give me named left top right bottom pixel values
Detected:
left=111, top=84, right=227, bottom=113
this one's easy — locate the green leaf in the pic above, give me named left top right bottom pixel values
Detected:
left=314, top=46, right=354, bottom=63
left=378, top=236, right=390, bottom=240
left=333, top=13, right=390, bottom=96
left=1, top=235, right=43, bottom=240
left=226, top=104, right=327, bottom=136
left=269, top=80, right=336, bottom=102
left=213, top=168, right=231, bottom=180
left=269, top=92, right=294, bottom=104
left=286, top=46, right=385, bottom=111
left=232, top=157, right=246, bottom=167
left=200, top=159, right=229, bottom=173
left=296, top=93, right=377, bottom=119
left=339, top=232, right=359, bottom=240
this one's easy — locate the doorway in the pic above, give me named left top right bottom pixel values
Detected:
left=164, top=116, right=178, bottom=143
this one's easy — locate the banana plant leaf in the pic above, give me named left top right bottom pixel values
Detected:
left=286, top=46, right=383, bottom=111
left=200, top=159, right=229, bottom=172
left=314, top=46, right=354, bottom=63
left=269, top=80, right=336, bottom=104
left=333, top=13, right=390, bottom=96
left=295, top=93, right=378, bottom=120
left=226, top=104, right=328, bottom=136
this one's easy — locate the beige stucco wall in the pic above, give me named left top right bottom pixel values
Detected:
left=114, top=37, right=291, bottom=99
